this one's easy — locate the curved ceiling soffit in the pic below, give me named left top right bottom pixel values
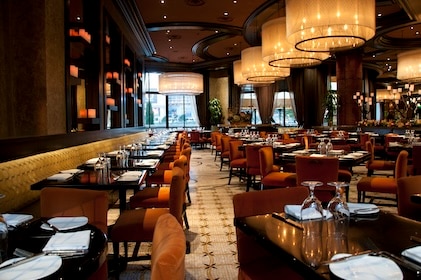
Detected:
left=243, top=0, right=283, bottom=46
left=192, top=32, right=242, bottom=61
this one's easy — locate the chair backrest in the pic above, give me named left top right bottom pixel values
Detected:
left=151, top=213, right=186, bottom=280
left=221, top=136, right=231, bottom=153
left=233, top=187, right=309, bottom=265
left=40, top=187, right=108, bottom=234
left=360, top=133, right=370, bottom=150
left=366, top=140, right=374, bottom=161
left=169, top=167, right=186, bottom=225
left=395, top=150, right=409, bottom=181
left=295, top=156, right=339, bottom=186
left=180, top=147, right=191, bottom=181
left=229, top=140, right=245, bottom=161
left=411, top=145, right=421, bottom=175
left=397, top=175, right=421, bottom=221
left=259, top=146, right=274, bottom=178
left=245, top=145, right=262, bottom=174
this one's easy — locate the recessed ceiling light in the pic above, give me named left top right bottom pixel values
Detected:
left=411, top=26, right=414, bottom=30
left=226, top=52, right=230, bottom=56
left=169, top=46, right=173, bottom=49
left=233, top=0, right=237, bottom=3
left=215, top=30, right=219, bottom=33
left=223, top=12, right=229, bottom=16
left=163, top=15, right=167, bottom=19
left=377, top=13, right=382, bottom=17
left=160, top=0, right=165, bottom=3
left=416, top=31, right=420, bottom=35
left=76, top=16, right=81, bottom=21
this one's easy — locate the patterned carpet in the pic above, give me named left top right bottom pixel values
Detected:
left=110, top=148, right=397, bottom=280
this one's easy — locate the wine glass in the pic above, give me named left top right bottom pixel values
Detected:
left=300, top=181, right=324, bottom=220
left=327, top=182, right=350, bottom=221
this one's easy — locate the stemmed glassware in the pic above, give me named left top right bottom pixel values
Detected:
left=300, top=181, right=324, bottom=220
left=327, top=181, right=350, bottom=220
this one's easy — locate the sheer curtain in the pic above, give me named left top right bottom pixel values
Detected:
left=188, top=95, right=200, bottom=126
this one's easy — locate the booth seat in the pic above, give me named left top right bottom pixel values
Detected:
left=0, top=132, right=148, bottom=214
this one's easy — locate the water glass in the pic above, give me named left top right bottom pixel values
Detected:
left=300, top=181, right=324, bottom=220
left=327, top=182, right=350, bottom=221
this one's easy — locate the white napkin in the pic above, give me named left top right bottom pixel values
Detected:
left=59, top=169, right=83, bottom=174
left=2, top=214, right=33, bottom=227
left=284, top=205, right=332, bottom=220
left=402, top=246, right=421, bottom=263
left=121, top=171, right=143, bottom=177
left=133, top=159, right=158, bottom=166
left=85, top=158, right=99, bottom=165
left=310, top=154, right=326, bottom=157
left=46, top=173, right=73, bottom=181
left=43, top=230, right=91, bottom=255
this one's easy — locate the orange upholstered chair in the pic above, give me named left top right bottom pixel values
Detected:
left=357, top=150, right=408, bottom=205
left=214, top=133, right=223, bottom=161
left=365, top=140, right=395, bottom=176
left=110, top=167, right=186, bottom=262
left=384, top=133, right=402, bottom=160
left=245, top=145, right=265, bottom=192
left=295, top=156, right=339, bottom=203
left=40, top=187, right=109, bottom=280
left=210, top=131, right=220, bottom=155
left=397, top=175, right=421, bottom=221
left=233, top=187, right=308, bottom=280
left=151, top=213, right=186, bottom=280
left=220, top=135, right=231, bottom=170
left=259, top=146, right=296, bottom=189
left=408, top=144, right=421, bottom=176
left=228, top=140, right=246, bottom=185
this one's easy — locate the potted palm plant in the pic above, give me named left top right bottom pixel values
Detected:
left=208, top=98, right=223, bottom=130
left=324, top=90, right=337, bottom=127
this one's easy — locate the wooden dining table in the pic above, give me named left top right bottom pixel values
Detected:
left=235, top=212, right=421, bottom=279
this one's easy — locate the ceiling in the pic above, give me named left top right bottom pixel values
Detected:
left=135, top=0, right=421, bottom=84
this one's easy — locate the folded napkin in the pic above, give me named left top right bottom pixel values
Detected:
left=284, top=205, right=332, bottom=220
left=310, top=154, right=326, bottom=157
left=2, top=213, right=33, bottom=227
left=121, top=171, right=143, bottom=177
left=43, top=230, right=91, bottom=255
left=59, top=169, right=83, bottom=174
left=402, top=246, right=421, bottom=263
left=85, top=158, right=99, bottom=165
left=134, top=159, right=158, bottom=166
left=46, top=173, right=73, bottom=181
left=347, top=203, right=379, bottom=215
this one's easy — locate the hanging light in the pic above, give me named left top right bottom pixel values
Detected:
left=286, top=0, right=375, bottom=52
left=262, top=17, right=329, bottom=68
left=158, top=72, right=203, bottom=95
left=233, top=60, right=270, bottom=87
left=397, top=49, right=421, bottom=82
left=241, top=46, right=289, bottom=83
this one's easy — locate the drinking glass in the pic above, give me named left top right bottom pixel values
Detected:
left=300, top=181, right=324, bottom=220
left=327, top=181, right=350, bottom=220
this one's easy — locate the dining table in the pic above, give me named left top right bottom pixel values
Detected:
left=235, top=211, right=421, bottom=279
left=31, top=169, right=147, bottom=213
left=4, top=218, right=107, bottom=279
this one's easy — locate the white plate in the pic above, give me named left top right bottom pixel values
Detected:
left=41, top=216, right=88, bottom=231
left=402, top=246, right=421, bottom=263
left=0, top=255, right=62, bottom=280
left=3, top=213, right=33, bottom=227
left=329, top=253, right=403, bottom=280
left=348, top=203, right=379, bottom=215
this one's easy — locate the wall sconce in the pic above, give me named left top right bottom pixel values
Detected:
left=70, top=65, right=79, bottom=78
left=353, top=91, right=373, bottom=120
left=124, top=59, right=131, bottom=67
left=79, top=108, right=96, bottom=118
left=106, top=98, right=115, bottom=106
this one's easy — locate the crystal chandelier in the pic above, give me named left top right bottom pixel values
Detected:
left=285, top=0, right=375, bottom=52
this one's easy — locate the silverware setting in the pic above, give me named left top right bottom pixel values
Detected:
left=321, top=250, right=373, bottom=265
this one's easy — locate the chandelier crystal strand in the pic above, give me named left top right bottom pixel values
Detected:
left=397, top=50, right=421, bottom=82
left=262, top=17, right=329, bottom=68
left=285, top=0, right=375, bottom=52
left=158, top=72, right=203, bottom=95
left=241, top=46, right=290, bottom=83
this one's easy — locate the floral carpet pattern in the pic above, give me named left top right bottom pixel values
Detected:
left=111, top=148, right=397, bottom=280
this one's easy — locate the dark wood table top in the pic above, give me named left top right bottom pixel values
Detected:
left=7, top=219, right=107, bottom=279
left=235, top=212, right=421, bottom=279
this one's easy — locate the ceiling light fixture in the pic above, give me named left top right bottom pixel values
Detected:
left=158, top=72, right=203, bottom=95
left=233, top=60, right=269, bottom=87
left=262, top=17, right=329, bottom=68
left=241, top=46, right=290, bottom=83
left=397, top=49, right=421, bottom=82
left=286, top=0, right=376, bottom=52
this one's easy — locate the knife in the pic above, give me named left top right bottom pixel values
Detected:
left=321, top=250, right=372, bottom=265
left=0, top=253, right=45, bottom=271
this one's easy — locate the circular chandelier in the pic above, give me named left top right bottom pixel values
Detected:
left=233, top=60, right=270, bottom=87
left=158, top=72, right=203, bottom=95
left=285, top=0, right=375, bottom=52
left=241, top=46, right=290, bottom=83
left=262, top=17, right=329, bottom=68
left=397, top=50, right=421, bottom=82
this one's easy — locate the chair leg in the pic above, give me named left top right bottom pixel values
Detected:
left=228, top=167, right=233, bottom=185
left=185, top=183, right=191, bottom=204
left=246, top=174, right=251, bottom=192
left=183, top=207, right=189, bottom=230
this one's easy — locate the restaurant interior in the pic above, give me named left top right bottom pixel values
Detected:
left=2, top=0, right=421, bottom=279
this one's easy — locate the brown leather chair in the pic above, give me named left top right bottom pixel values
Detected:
left=151, top=213, right=186, bottom=280
left=259, top=146, right=296, bottom=189
left=397, top=175, right=421, bottom=221
left=110, top=167, right=185, bottom=263
left=357, top=150, right=408, bottom=205
left=295, top=155, right=339, bottom=203
left=40, top=187, right=109, bottom=280
left=365, top=140, right=395, bottom=176
left=228, top=140, right=246, bottom=185
left=233, top=187, right=308, bottom=280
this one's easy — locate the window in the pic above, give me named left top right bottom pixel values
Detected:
left=272, top=91, right=297, bottom=126
left=240, top=91, right=261, bottom=124
left=144, top=72, right=200, bottom=128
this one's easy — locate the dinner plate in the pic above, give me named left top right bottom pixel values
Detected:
left=41, top=216, right=88, bottom=231
left=402, top=246, right=421, bottom=263
left=329, top=253, right=403, bottom=280
left=348, top=203, right=379, bottom=215
left=0, top=255, right=62, bottom=280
